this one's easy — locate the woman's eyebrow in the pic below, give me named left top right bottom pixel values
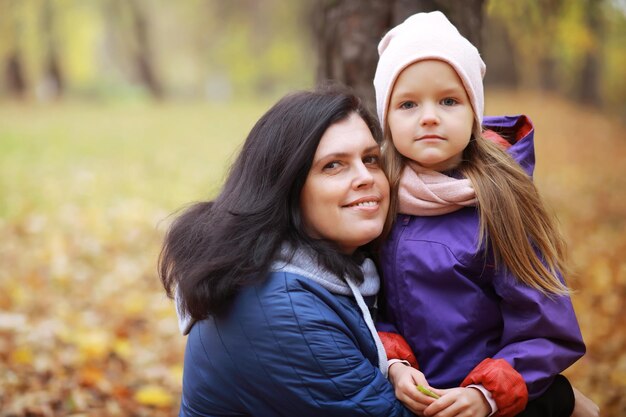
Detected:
left=363, top=145, right=381, bottom=153
left=313, top=145, right=379, bottom=165
left=315, top=151, right=350, bottom=162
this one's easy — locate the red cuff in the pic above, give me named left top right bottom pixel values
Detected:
left=377, top=331, right=419, bottom=369
left=461, top=358, right=528, bottom=417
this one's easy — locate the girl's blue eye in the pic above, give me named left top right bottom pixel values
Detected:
left=400, top=101, right=416, bottom=110
left=442, top=98, right=457, bottom=106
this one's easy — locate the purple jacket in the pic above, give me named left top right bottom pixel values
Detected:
left=379, top=115, right=585, bottom=399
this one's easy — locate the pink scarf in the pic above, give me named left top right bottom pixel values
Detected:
left=398, top=162, right=477, bottom=216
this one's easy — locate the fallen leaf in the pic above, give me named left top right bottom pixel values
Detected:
left=134, top=385, right=174, bottom=408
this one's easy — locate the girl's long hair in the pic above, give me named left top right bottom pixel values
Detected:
left=383, top=124, right=569, bottom=295
left=159, top=86, right=383, bottom=319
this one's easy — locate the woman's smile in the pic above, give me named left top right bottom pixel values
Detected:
left=342, top=196, right=382, bottom=209
left=300, top=113, right=390, bottom=254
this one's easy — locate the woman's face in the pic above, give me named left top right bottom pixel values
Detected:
left=300, top=113, right=390, bottom=254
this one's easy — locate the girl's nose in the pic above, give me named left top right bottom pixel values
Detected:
left=420, top=103, right=440, bottom=126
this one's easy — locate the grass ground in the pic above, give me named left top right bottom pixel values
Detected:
left=0, top=90, right=624, bottom=416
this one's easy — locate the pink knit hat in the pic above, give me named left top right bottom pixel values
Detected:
left=374, top=11, right=486, bottom=131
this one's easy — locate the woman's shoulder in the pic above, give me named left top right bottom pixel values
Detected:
left=188, top=270, right=369, bottom=368
left=260, top=269, right=343, bottom=297
left=225, top=271, right=353, bottom=321
left=176, top=272, right=320, bottom=336
left=182, top=270, right=391, bottom=416
left=188, top=272, right=344, bottom=342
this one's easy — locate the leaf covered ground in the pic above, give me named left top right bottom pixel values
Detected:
left=0, top=91, right=624, bottom=416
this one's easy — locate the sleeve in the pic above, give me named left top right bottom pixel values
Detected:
left=489, top=269, right=586, bottom=399
left=461, top=358, right=527, bottom=417
left=378, top=331, right=419, bottom=369
left=227, top=282, right=416, bottom=417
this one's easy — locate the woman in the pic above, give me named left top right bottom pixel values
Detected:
left=159, top=87, right=414, bottom=416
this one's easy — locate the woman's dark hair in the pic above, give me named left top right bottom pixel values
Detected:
left=159, top=86, right=382, bottom=318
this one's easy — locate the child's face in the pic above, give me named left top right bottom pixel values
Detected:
left=387, top=59, right=474, bottom=172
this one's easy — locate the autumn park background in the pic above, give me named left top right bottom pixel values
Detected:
left=0, top=0, right=625, bottom=416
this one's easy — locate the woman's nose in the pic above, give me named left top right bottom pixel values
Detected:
left=353, top=162, right=375, bottom=188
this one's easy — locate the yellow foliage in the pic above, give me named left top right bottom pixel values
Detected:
left=9, top=285, right=27, bottom=306
left=79, top=365, right=104, bottom=387
left=169, top=364, right=184, bottom=383
left=589, top=259, right=613, bottom=292
left=122, top=292, right=148, bottom=316
left=76, top=330, right=111, bottom=362
left=134, top=385, right=174, bottom=408
left=10, top=347, right=34, bottom=365
left=113, top=339, right=132, bottom=360
left=556, top=0, right=595, bottom=53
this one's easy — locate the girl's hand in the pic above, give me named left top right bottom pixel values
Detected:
left=423, top=387, right=490, bottom=417
left=388, top=362, right=434, bottom=415
left=571, top=386, right=600, bottom=417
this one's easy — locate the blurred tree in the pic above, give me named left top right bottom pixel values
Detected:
left=102, top=0, right=164, bottom=99
left=313, top=0, right=485, bottom=112
left=128, top=0, right=163, bottom=99
left=602, top=1, right=626, bottom=119
left=0, top=0, right=620, bottom=111
left=4, top=50, right=27, bottom=98
left=0, top=0, right=28, bottom=98
left=482, top=15, right=519, bottom=88
left=577, top=0, right=603, bottom=106
left=39, top=0, right=64, bottom=100
left=312, top=0, right=389, bottom=113
left=538, top=0, right=564, bottom=92
left=488, top=0, right=622, bottom=111
left=196, top=0, right=312, bottom=98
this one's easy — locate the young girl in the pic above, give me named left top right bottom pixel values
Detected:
left=372, top=11, right=590, bottom=417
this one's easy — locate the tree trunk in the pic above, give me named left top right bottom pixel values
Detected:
left=128, top=0, right=163, bottom=99
left=313, top=0, right=391, bottom=113
left=4, top=50, right=27, bottom=98
left=314, top=0, right=485, bottom=112
left=577, top=0, right=603, bottom=106
left=538, top=0, right=563, bottom=92
left=40, top=0, right=64, bottom=100
left=539, top=56, right=558, bottom=92
left=482, top=15, right=518, bottom=88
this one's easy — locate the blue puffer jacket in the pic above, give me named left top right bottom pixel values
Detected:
left=379, top=115, right=585, bottom=400
left=180, top=269, right=414, bottom=417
